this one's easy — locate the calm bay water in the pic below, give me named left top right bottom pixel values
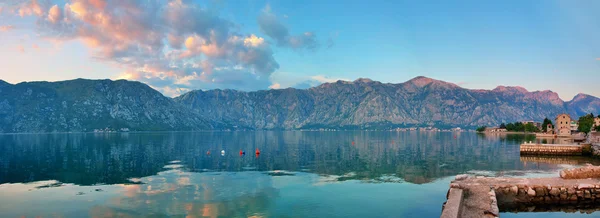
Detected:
left=0, top=131, right=599, bottom=218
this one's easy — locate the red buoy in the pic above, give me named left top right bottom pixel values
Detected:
left=206, top=150, right=211, bottom=155
left=255, top=148, right=260, bottom=155
left=239, top=150, right=245, bottom=156
left=351, top=141, right=355, bottom=145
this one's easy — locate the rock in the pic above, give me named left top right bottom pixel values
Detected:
left=527, top=188, right=536, bottom=197
left=455, top=174, right=468, bottom=181
left=570, top=194, right=578, bottom=201
left=535, top=187, right=546, bottom=197
left=568, top=188, right=577, bottom=195
left=550, top=187, right=560, bottom=196
left=510, top=186, right=518, bottom=195
left=560, top=170, right=567, bottom=178
left=579, top=184, right=595, bottom=189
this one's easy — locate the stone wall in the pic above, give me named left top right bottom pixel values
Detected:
left=560, top=165, right=600, bottom=179
left=520, top=144, right=582, bottom=156
left=495, top=183, right=600, bottom=207
left=520, top=156, right=580, bottom=165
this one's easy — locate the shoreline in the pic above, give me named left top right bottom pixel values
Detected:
left=480, top=131, right=537, bottom=135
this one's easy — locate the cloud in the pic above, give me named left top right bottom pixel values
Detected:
left=269, top=83, right=281, bottom=89
left=16, top=0, right=47, bottom=17
left=596, top=58, right=600, bottom=61
left=32, top=43, right=39, bottom=49
left=18, top=45, right=25, bottom=53
left=6, top=0, right=326, bottom=96
left=269, top=72, right=348, bottom=89
left=3, top=0, right=284, bottom=95
left=0, top=25, right=15, bottom=32
left=257, top=5, right=319, bottom=50
left=47, top=4, right=61, bottom=23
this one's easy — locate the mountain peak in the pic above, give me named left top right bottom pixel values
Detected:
left=353, top=78, right=374, bottom=83
left=405, top=76, right=458, bottom=88
left=571, top=93, right=595, bottom=102
left=493, top=86, right=528, bottom=93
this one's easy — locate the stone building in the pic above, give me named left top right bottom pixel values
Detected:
left=570, top=120, right=579, bottom=132
left=521, top=121, right=542, bottom=130
left=485, top=127, right=507, bottom=133
left=555, top=113, right=572, bottom=136
left=595, top=117, right=600, bottom=128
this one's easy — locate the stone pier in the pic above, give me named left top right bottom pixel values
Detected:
left=520, top=143, right=589, bottom=156
left=441, top=166, right=600, bottom=218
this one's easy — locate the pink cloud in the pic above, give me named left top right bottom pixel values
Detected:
left=47, top=5, right=62, bottom=23
left=0, top=25, right=15, bottom=32
left=7, top=0, right=320, bottom=94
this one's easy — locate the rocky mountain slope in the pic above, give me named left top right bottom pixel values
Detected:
left=1, top=77, right=598, bottom=132
left=0, top=79, right=220, bottom=133
left=174, top=76, right=600, bottom=129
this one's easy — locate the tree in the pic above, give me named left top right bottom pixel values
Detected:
left=499, top=123, right=506, bottom=129
left=476, top=126, right=487, bottom=132
left=542, top=118, right=553, bottom=132
left=524, top=123, right=540, bottom=132
left=513, top=122, right=525, bottom=132
left=577, top=113, right=595, bottom=134
left=506, top=123, right=515, bottom=131
left=595, top=125, right=600, bottom=132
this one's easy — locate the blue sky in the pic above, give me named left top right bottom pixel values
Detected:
left=0, top=0, right=599, bottom=99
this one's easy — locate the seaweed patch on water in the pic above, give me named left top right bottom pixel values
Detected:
left=266, top=170, right=296, bottom=176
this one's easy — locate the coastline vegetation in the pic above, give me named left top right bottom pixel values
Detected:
left=578, top=113, right=598, bottom=134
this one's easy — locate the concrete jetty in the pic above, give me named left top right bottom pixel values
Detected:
left=520, top=142, right=590, bottom=156
left=441, top=166, right=600, bottom=218
left=520, top=156, right=600, bottom=165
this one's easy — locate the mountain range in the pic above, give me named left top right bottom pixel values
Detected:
left=0, top=76, right=598, bottom=133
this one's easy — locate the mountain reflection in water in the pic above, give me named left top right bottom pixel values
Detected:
left=0, top=131, right=581, bottom=185
left=2, top=131, right=599, bottom=218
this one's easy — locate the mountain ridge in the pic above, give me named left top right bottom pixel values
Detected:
left=175, top=76, right=600, bottom=130
left=0, top=79, right=224, bottom=133
left=1, top=77, right=599, bottom=132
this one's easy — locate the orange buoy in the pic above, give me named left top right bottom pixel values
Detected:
left=351, top=141, right=355, bottom=145
left=255, top=148, right=260, bottom=155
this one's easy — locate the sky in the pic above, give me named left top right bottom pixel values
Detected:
left=0, top=0, right=599, bottom=100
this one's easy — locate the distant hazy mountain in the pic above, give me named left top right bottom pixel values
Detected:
left=1, top=77, right=598, bottom=132
left=175, top=76, right=600, bottom=129
left=0, top=79, right=220, bottom=133
left=567, top=93, right=600, bottom=117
